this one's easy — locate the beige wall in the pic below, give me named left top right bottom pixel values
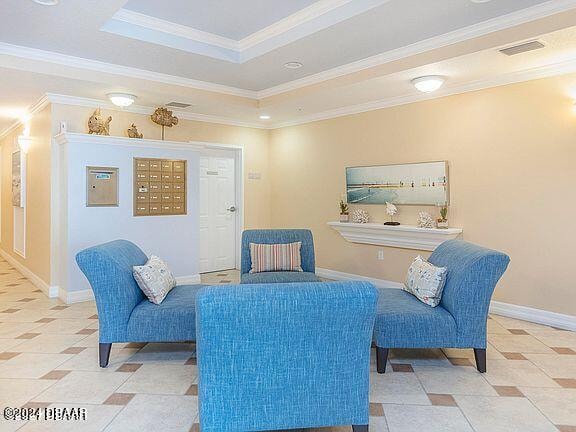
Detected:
left=51, top=104, right=272, bottom=229
left=269, top=74, right=576, bottom=316
left=0, top=105, right=52, bottom=284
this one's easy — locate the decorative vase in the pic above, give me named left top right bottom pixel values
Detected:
left=437, top=219, right=449, bottom=229
left=340, top=214, right=349, bottom=223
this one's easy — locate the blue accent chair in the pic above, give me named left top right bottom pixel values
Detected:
left=240, top=229, right=321, bottom=284
left=196, top=281, right=378, bottom=432
left=76, top=240, right=202, bottom=368
left=373, top=240, right=510, bottom=374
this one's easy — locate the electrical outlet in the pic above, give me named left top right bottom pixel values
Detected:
left=377, top=250, right=384, bottom=261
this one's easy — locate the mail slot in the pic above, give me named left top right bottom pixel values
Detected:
left=86, top=167, right=119, bottom=207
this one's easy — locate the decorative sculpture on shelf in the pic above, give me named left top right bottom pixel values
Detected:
left=151, top=107, right=178, bottom=140
left=88, top=108, right=112, bottom=135
left=417, top=211, right=435, bottom=229
left=127, top=123, right=143, bottom=139
left=384, top=202, right=400, bottom=226
left=351, top=209, right=370, bottom=224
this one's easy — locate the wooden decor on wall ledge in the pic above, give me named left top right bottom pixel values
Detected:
left=133, top=157, right=187, bottom=216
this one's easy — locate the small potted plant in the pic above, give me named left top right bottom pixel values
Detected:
left=437, top=205, right=449, bottom=229
left=339, top=200, right=349, bottom=222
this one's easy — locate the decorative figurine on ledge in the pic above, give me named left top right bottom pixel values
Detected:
left=339, top=200, right=349, bottom=223
left=384, top=202, right=400, bottom=226
left=151, top=107, right=179, bottom=140
left=351, top=209, right=370, bottom=224
left=88, top=108, right=112, bottom=135
left=127, top=123, right=143, bottom=139
left=417, top=211, right=435, bottom=228
left=437, top=205, right=449, bottom=229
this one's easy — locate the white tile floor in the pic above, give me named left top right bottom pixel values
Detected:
left=0, top=259, right=575, bottom=431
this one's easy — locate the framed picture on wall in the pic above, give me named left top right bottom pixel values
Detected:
left=346, top=161, right=449, bottom=205
left=12, top=151, right=23, bottom=207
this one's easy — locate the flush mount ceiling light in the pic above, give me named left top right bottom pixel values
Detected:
left=284, top=62, right=303, bottom=69
left=259, top=115, right=271, bottom=120
left=411, top=76, right=446, bottom=93
left=32, top=0, right=59, bottom=5
left=107, top=93, right=137, bottom=107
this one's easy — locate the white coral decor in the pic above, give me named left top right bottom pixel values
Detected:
left=351, top=209, right=370, bottom=224
left=417, top=211, right=434, bottom=228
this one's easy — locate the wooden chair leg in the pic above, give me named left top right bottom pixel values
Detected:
left=352, top=425, right=368, bottom=432
left=473, top=348, right=486, bottom=373
left=99, top=343, right=112, bottom=368
left=376, top=347, right=389, bottom=374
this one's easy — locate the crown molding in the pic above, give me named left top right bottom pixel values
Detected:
left=104, top=0, right=388, bottom=63
left=0, top=42, right=257, bottom=99
left=45, top=93, right=269, bottom=130
left=0, top=94, right=50, bottom=140
left=257, top=0, right=576, bottom=98
left=269, top=56, right=576, bottom=128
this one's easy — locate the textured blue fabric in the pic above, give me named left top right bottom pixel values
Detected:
left=127, top=285, right=203, bottom=342
left=373, top=240, right=510, bottom=350
left=241, top=271, right=320, bottom=284
left=240, top=229, right=316, bottom=275
left=76, top=240, right=148, bottom=342
left=196, top=281, right=378, bottom=432
left=374, top=289, right=456, bottom=347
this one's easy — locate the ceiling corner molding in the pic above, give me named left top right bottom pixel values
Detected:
left=46, top=93, right=269, bottom=130
left=0, top=42, right=257, bottom=99
left=257, top=0, right=576, bottom=98
left=269, top=56, right=576, bottom=129
left=0, top=94, right=50, bottom=140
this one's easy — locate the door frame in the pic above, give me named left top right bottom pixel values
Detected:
left=194, top=142, right=244, bottom=271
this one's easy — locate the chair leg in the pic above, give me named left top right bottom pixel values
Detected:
left=352, top=425, right=368, bottom=432
left=99, top=343, right=112, bottom=368
left=376, top=347, right=389, bottom=374
left=474, top=348, right=486, bottom=373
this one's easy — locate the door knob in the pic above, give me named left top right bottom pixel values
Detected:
left=227, top=206, right=237, bottom=212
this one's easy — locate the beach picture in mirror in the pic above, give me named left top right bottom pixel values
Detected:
left=346, top=161, right=449, bottom=205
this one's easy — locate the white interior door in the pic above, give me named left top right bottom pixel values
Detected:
left=199, top=155, right=236, bottom=273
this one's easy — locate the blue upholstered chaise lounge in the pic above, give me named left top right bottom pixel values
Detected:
left=196, top=281, right=378, bottom=432
left=240, top=229, right=321, bottom=284
left=374, top=240, right=510, bottom=374
left=76, top=240, right=203, bottom=368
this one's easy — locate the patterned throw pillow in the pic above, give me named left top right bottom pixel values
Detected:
left=133, top=256, right=177, bottom=304
left=403, top=255, right=448, bottom=307
left=249, top=242, right=303, bottom=273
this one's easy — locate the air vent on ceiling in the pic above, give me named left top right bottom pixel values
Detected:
left=165, top=102, right=192, bottom=108
left=499, top=40, right=545, bottom=56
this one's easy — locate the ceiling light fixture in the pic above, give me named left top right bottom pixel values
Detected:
left=411, top=76, right=445, bottom=93
left=470, top=0, right=492, bottom=3
left=32, top=0, right=59, bottom=5
left=107, top=93, right=137, bottom=107
left=284, top=62, right=303, bottom=69
left=259, top=115, right=271, bottom=120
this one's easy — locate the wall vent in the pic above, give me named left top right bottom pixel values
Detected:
left=499, top=40, right=545, bottom=56
left=165, top=102, right=192, bottom=108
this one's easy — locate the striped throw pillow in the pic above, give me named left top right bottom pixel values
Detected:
left=249, top=242, right=303, bottom=273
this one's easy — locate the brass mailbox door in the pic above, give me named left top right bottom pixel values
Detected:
left=87, top=167, right=119, bottom=207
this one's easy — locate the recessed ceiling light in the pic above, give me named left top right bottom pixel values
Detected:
left=470, top=0, right=492, bottom=3
left=107, top=93, right=137, bottom=107
left=284, top=62, right=303, bottom=69
left=32, top=0, right=59, bottom=5
left=411, top=76, right=445, bottom=93
left=259, top=115, right=271, bottom=120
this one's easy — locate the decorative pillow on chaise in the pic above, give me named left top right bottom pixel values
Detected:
left=249, top=242, right=303, bottom=273
left=133, top=256, right=177, bottom=304
left=403, top=255, right=448, bottom=307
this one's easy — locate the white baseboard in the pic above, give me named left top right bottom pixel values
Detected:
left=59, top=288, right=95, bottom=304
left=317, top=266, right=576, bottom=332
left=490, top=301, right=576, bottom=332
left=0, top=248, right=58, bottom=298
left=316, top=267, right=404, bottom=289
left=176, top=274, right=202, bottom=285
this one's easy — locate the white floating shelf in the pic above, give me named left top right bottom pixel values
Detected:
left=328, top=222, right=463, bottom=251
